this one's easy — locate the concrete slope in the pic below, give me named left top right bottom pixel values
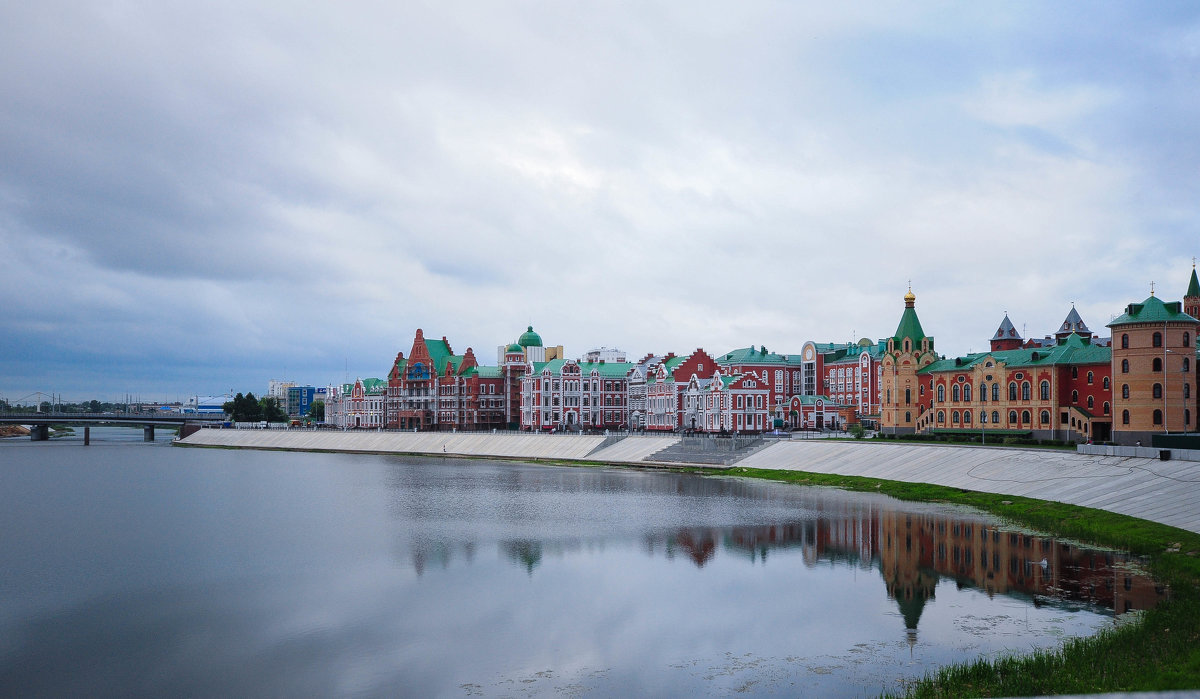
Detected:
left=734, top=441, right=1200, bottom=534
left=181, top=429, right=607, bottom=460
left=586, top=436, right=681, bottom=462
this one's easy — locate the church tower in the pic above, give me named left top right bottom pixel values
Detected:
left=1185, top=260, right=1200, bottom=322
left=881, top=287, right=937, bottom=435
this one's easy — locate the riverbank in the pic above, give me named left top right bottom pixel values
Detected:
left=178, top=429, right=1200, bottom=535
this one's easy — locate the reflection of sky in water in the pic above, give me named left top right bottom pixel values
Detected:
left=0, top=445, right=1162, bottom=697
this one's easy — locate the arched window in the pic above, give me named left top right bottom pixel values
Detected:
left=1087, top=371, right=1094, bottom=384
left=1121, top=359, right=1130, bottom=374
left=904, top=339, right=911, bottom=352
left=1009, top=383, right=1017, bottom=400
left=1185, top=383, right=1191, bottom=400
left=1153, top=357, right=1162, bottom=372
left=952, top=411, right=960, bottom=424
left=1022, top=410, right=1030, bottom=423
left=1153, top=332, right=1162, bottom=348
left=1022, top=382, right=1031, bottom=400
left=992, top=410, right=1000, bottom=424
left=1153, top=409, right=1163, bottom=425
left=964, top=384, right=972, bottom=401
left=1122, top=409, right=1130, bottom=425
left=1008, top=410, right=1017, bottom=424
left=1153, top=383, right=1162, bottom=399
left=964, top=411, right=972, bottom=424
left=1087, top=395, right=1094, bottom=409
left=1103, top=402, right=1110, bottom=415
left=937, top=410, right=945, bottom=423
left=1103, top=377, right=1110, bottom=390
left=1184, top=357, right=1191, bottom=373
left=1072, top=390, right=1079, bottom=403
left=1041, top=410, right=1050, bottom=424
left=905, top=411, right=911, bottom=423
left=1121, top=333, right=1129, bottom=349
left=1072, top=366, right=1079, bottom=379
left=1186, top=332, right=1192, bottom=348
left=1040, top=381, right=1050, bottom=400
left=937, top=385, right=945, bottom=402
left=1187, top=409, right=1192, bottom=427
left=1122, top=384, right=1130, bottom=399
left=992, top=383, right=1000, bottom=401
left=952, top=385, right=960, bottom=402
left=905, top=388, right=911, bottom=405
left=980, top=411, right=987, bottom=424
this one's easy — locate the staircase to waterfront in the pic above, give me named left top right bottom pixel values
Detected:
left=646, top=435, right=775, bottom=466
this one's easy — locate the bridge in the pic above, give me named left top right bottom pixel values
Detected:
left=0, top=412, right=226, bottom=442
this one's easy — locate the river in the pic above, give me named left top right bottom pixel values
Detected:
left=0, top=429, right=1161, bottom=697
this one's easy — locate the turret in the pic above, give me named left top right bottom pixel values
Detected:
left=990, top=314, right=1023, bottom=351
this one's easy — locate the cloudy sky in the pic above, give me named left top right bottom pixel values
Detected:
left=2, top=2, right=1198, bottom=402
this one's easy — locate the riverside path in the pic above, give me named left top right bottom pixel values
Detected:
left=179, top=429, right=1200, bottom=535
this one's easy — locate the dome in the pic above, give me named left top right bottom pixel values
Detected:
left=506, top=343, right=523, bottom=353
left=518, top=325, right=543, bottom=348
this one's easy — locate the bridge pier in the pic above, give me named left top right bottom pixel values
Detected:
left=144, top=425, right=155, bottom=442
left=30, top=425, right=49, bottom=441
left=84, top=426, right=90, bottom=446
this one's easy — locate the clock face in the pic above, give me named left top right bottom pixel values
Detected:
left=804, top=347, right=814, bottom=360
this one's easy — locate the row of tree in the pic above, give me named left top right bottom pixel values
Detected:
left=222, top=393, right=288, bottom=423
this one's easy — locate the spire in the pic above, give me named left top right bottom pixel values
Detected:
left=893, top=287, right=926, bottom=346
left=1055, top=305, right=1091, bottom=339
left=1187, top=259, right=1199, bottom=298
left=991, top=314, right=1021, bottom=341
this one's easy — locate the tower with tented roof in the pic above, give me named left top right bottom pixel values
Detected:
left=880, top=286, right=937, bottom=435
left=990, top=314, right=1023, bottom=352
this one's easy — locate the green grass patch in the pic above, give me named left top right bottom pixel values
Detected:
left=714, top=466, right=1200, bottom=697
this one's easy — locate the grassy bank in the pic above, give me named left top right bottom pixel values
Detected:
left=720, top=467, right=1200, bottom=697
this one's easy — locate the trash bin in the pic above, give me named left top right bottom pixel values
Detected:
left=1160, top=449, right=1171, bottom=461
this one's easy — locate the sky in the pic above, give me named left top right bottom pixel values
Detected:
left=2, top=2, right=1199, bottom=403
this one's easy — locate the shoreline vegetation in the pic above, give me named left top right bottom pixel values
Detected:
left=175, top=438, right=1200, bottom=696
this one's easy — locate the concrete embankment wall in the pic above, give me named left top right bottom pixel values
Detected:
left=179, top=429, right=680, bottom=464
left=179, top=430, right=1200, bottom=534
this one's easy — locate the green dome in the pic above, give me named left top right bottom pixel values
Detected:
left=506, top=343, right=523, bottom=353
left=518, top=325, right=543, bottom=348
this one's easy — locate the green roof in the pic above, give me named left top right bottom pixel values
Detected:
left=893, top=305, right=926, bottom=345
left=536, top=359, right=634, bottom=378
left=518, top=325, right=543, bottom=348
left=424, top=338, right=453, bottom=372
left=1107, top=294, right=1199, bottom=327
left=920, top=333, right=1109, bottom=374
left=506, top=343, right=523, bottom=353
left=1188, top=267, right=1200, bottom=298
left=471, top=366, right=503, bottom=379
left=718, top=346, right=805, bottom=366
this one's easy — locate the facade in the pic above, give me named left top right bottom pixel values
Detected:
left=285, top=385, right=327, bottom=417
left=879, top=288, right=938, bottom=435
left=520, top=358, right=634, bottom=430
left=387, top=329, right=514, bottom=431
left=1108, top=280, right=1200, bottom=445
left=327, top=378, right=387, bottom=428
left=645, top=349, right=721, bottom=432
left=498, top=325, right=564, bottom=429
left=787, top=394, right=858, bottom=431
left=681, top=370, right=770, bottom=433
left=627, top=353, right=669, bottom=430
left=715, top=346, right=805, bottom=423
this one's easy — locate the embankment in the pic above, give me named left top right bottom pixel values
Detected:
left=177, top=429, right=1200, bottom=534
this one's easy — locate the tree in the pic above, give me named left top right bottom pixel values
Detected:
left=308, top=399, right=325, bottom=421
left=88, top=400, right=102, bottom=413
left=222, top=392, right=264, bottom=422
left=259, top=396, right=287, bottom=423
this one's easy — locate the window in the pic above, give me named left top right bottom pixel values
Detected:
left=1072, top=366, right=1079, bottom=379
left=1184, top=358, right=1191, bottom=373
left=1122, top=384, right=1130, bottom=399
left=1072, top=390, right=1079, bottom=403
left=1040, top=381, right=1050, bottom=400
left=1009, top=410, right=1017, bottom=424
left=1153, top=357, right=1162, bottom=372
left=952, top=385, right=960, bottom=401
left=937, top=385, right=945, bottom=402
left=1185, top=332, right=1192, bottom=348
left=1041, top=410, right=1051, bottom=424
left=1153, top=332, right=1162, bottom=348
left=1103, top=402, right=1110, bottom=415
left=905, top=411, right=911, bottom=422
left=1022, top=382, right=1030, bottom=400
left=1121, top=359, right=1129, bottom=374
left=1121, top=333, right=1129, bottom=349
left=1087, top=395, right=1094, bottom=410
left=1153, top=383, right=1162, bottom=399
left=1009, top=383, right=1017, bottom=400
left=992, top=383, right=1000, bottom=401
left=905, top=388, right=911, bottom=405
left=1122, top=410, right=1130, bottom=425
left=981, top=384, right=987, bottom=402
left=1153, top=409, right=1163, bottom=425
left=964, top=411, right=972, bottom=424
left=1185, top=383, right=1191, bottom=400
left=952, top=411, right=960, bottom=424
left=1087, top=371, right=1094, bottom=384
left=963, top=384, right=972, bottom=401
left=1022, top=410, right=1031, bottom=424
left=992, top=410, right=1000, bottom=424
left=1103, top=377, right=1109, bottom=390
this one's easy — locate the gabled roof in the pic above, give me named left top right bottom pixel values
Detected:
left=992, top=314, right=1021, bottom=341
left=1107, top=294, right=1199, bottom=327
left=424, top=338, right=453, bottom=372
left=359, top=378, right=387, bottom=394
left=717, top=346, right=804, bottom=366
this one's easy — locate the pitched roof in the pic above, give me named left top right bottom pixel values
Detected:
left=893, top=290, right=926, bottom=345
left=1188, top=266, right=1200, bottom=298
left=1056, top=306, right=1090, bottom=336
left=1107, top=294, right=1200, bottom=327
left=536, top=359, right=634, bottom=378
left=717, top=346, right=804, bottom=366
left=920, top=333, right=1110, bottom=374
left=992, top=314, right=1021, bottom=341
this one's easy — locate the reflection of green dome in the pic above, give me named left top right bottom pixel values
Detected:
left=518, top=325, right=543, bottom=348
left=506, top=343, right=523, bottom=353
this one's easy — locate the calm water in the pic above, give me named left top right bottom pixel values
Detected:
left=0, top=429, right=1163, bottom=697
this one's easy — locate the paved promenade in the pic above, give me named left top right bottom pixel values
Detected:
left=178, top=430, right=1200, bottom=534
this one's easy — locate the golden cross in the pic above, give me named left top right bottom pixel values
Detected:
left=1150, top=281, right=1156, bottom=296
